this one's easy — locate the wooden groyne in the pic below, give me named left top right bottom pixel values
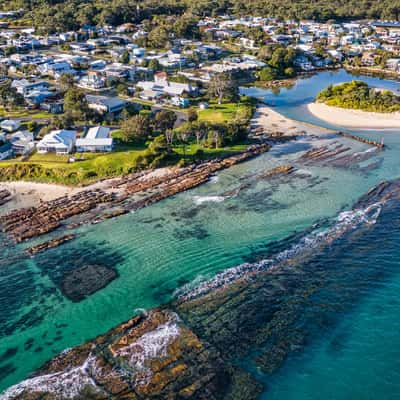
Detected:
left=0, top=144, right=270, bottom=246
left=0, top=189, right=114, bottom=242
left=337, top=131, right=384, bottom=149
left=0, top=189, right=11, bottom=206
left=26, top=234, right=75, bottom=255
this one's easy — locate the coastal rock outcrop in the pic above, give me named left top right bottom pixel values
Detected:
left=1, top=309, right=261, bottom=400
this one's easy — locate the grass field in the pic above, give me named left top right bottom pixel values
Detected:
left=0, top=107, right=52, bottom=119
left=0, top=138, right=251, bottom=186
left=198, top=99, right=254, bottom=123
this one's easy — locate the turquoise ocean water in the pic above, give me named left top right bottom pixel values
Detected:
left=1, top=69, right=400, bottom=398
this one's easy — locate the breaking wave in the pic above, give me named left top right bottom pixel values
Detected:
left=193, top=195, right=225, bottom=205
left=0, top=354, right=102, bottom=400
left=176, top=201, right=383, bottom=302
left=114, top=312, right=180, bottom=386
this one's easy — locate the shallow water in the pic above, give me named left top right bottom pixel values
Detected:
left=1, top=70, right=400, bottom=394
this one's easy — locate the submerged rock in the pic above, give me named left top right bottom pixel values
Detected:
left=60, top=264, right=118, bottom=302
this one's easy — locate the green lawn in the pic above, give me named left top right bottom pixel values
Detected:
left=0, top=145, right=148, bottom=186
left=198, top=101, right=252, bottom=123
left=173, top=141, right=250, bottom=161
left=0, top=107, right=52, bottom=119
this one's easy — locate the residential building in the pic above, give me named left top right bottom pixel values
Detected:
left=86, top=95, right=127, bottom=114
left=37, top=129, right=77, bottom=154
left=9, top=130, right=34, bottom=155
left=0, top=119, right=21, bottom=132
left=75, top=126, right=113, bottom=152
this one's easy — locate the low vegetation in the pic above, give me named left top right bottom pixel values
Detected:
left=317, top=81, right=400, bottom=113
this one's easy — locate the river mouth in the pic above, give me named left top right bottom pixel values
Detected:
left=2, top=69, right=400, bottom=397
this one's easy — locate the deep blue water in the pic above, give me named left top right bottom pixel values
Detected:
left=243, top=70, right=400, bottom=400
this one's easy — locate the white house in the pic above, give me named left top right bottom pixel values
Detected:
left=0, top=119, right=21, bottom=132
left=79, top=72, right=106, bottom=90
left=9, top=130, right=34, bottom=155
left=86, top=95, right=127, bottom=114
left=37, top=129, right=77, bottom=154
left=75, top=126, right=113, bottom=152
left=136, top=72, right=197, bottom=99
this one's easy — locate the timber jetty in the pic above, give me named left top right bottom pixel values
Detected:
left=337, top=131, right=384, bottom=148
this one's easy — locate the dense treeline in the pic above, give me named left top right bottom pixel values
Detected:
left=3, top=0, right=400, bottom=32
left=317, top=81, right=400, bottom=113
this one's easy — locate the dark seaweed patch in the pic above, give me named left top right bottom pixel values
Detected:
left=34, top=239, right=124, bottom=302
left=0, top=347, right=18, bottom=364
left=24, top=338, right=35, bottom=350
left=173, top=224, right=210, bottom=240
left=0, top=363, right=16, bottom=381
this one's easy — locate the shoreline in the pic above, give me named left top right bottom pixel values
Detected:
left=251, top=104, right=334, bottom=138
left=307, top=102, right=400, bottom=129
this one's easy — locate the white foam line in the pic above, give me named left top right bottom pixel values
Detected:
left=176, top=202, right=383, bottom=302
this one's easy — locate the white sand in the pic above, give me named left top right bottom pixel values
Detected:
left=0, top=167, right=175, bottom=214
left=251, top=105, right=334, bottom=137
left=0, top=182, right=81, bottom=213
left=307, top=102, right=400, bottom=129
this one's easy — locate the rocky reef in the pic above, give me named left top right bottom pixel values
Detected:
left=1, top=309, right=261, bottom=400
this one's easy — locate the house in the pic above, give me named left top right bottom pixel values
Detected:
left=40, top=100, right=64, bottom=114
left=11, top=79, right=50, bottom=95
left=75, top=126, right=113, bottom=152
left=79, top=71, right=106, bottom=90
left=38, top=61, right=76, bottom=79
left=9, top=130, right=34, bottom=155
left=86, top=95, right=127, bottom=114
left=136, top=73, right=197, bottom=98
left=0, top=119, right=21, bottom=132
left=37, top=129, right=77, bottom=154
left=0, top=142, right=12, bottom=160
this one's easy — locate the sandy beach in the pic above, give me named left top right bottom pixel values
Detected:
left=0, top=167, right=175, bottom=214
left=307, top=102, right=400, bottom=129
left=251, top=104, right=334, bottom=137
left=0, top=182, right=81, bottom=213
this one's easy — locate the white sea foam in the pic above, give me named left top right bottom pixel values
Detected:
left=193, top=195, right=225, bottom=205
left=115, top=314, right=180, bottom=386
left=0, top=354, right=102, bottom=400
left=1, top=313, right=182, bottom=399
left=177, top=202, right=383, bottom=302
left=209, top=175, right=219, bottom=183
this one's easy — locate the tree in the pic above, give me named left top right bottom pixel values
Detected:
left=63, top=88, right=89, bottom=121
left=0, top=82, right=25, bottom=109
left=207, top=73, right=239, bottom=104
left=58, top=73, right=75, bottom=91
left=187, top=108, right=198, bottom=123
left=154, top=110, right=177, bottom=133
left=147, top=26, right=169, bottom=48
left=165, top=128, right=175, bottom=148
left=121, top=114, right=151, bottom=142
left=258, top=66, right=278, bottom=81
left=119, top=50, right=131, bottom=64
left=0, top=63, right=8, bottom=77
left=148, top=58, right=160, bottom=71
